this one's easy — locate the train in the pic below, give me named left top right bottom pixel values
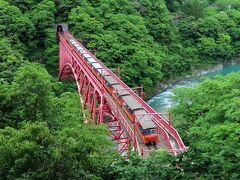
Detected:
left=64, top=33, right=158, bottom=145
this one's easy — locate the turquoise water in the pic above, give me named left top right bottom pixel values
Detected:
left=147, top=63, right=240, bottom=113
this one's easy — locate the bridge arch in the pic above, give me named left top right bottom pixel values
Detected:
left=60, top=62, right=105, bottom=124
left=58, top=31, right=187, bottom=157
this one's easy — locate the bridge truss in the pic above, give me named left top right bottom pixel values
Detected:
left=58, top=30, right=187, bottom=157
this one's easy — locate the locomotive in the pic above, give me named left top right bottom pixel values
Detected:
left=66, top=34, right=158, bottom=145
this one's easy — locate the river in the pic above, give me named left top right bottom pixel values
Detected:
left=147, top=63, right=240, bottom=113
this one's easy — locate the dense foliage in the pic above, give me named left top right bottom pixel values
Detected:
left=0, top=63, right=114, bottom=178
left=0, top=0, right=240, bottom=179
left=1, top=0, right=240, bottom=96
left=171, top=73, right=240, bottom=179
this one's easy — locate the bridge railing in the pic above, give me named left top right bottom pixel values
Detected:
left=59, top=34, right=103, bottom=96
left=63, top=32, right=186, bottom=153
left=60, top=32, right=142, bottom=155
left=104, top=92, right=141, bottom=155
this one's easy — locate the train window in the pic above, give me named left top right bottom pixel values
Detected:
left=139, top=124, right=144, bottom=134
left=144, top=129, right=151, bottom=135
left=150, top=128, right=157, bottom=134
left=144, top=128, right=157, bottom=135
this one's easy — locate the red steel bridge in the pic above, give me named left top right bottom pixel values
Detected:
left=57, top=26, right=187, bottom=157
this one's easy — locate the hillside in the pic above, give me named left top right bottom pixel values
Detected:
left=0, top=0, right=239, bottom=179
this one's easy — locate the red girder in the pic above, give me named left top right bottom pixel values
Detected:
left=58, top=31, right=186, bottom=157
left=59, top=33, right=131, bottom=156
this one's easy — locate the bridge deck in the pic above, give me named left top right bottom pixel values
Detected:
left=105, top=90, right=167, bottom=157
left=58, top=31, right=186, bottom=156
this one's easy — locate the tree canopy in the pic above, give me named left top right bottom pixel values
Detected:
left=171, top=73, right=240, bottom=178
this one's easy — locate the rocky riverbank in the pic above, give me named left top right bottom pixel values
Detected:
left=147, top=62, right=240, bottom=112
left=145, top=60, right=239, bottom=100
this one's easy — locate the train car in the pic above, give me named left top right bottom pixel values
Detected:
left=90, top=62, right=111, bottom=82
left=84, top=58, right=104, bottom=81
left=104, top=76, right=119, bottom=94
left=91, top=62, right=103, bottom=75
left=67, top=36, right=159, bottom=145
left=134, top=109, right=158, bottom=144
left=68, top=38, right=114, bottom=91
left=86, top=57, right=97, bottom=65
left=73, top=45, right=105, bottom=81
left=74, top=47, right=110, bottom=84
left=121, top=95, right=158, bottom=144
left=121, top=95, right=142, bottom=122
left=69, top=41, right=116, bottom=95
left=112, top=84, right=130, bottom=106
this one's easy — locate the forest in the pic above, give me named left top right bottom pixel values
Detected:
left=0, top=0, right=239, bottom=179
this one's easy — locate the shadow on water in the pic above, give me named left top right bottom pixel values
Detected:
left=147, top=63, right=240, bottom=113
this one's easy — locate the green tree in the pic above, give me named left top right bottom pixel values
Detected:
left=0, top=38, right=25, bottom=81
left=69, top=2, right=165, bottom=93
left=197, top=37, right=216, bottom=59
left=69, top=5, right=104, bottom=45
left=171, top=73, right=240, bottom=178
left=0, top=0, right=35, bottom=52
left=12, top=63, right=53, bottom=123
left=44, top=28, right=59, bottom=74
left=0, top=121, right=114, bottom=179
left=26, top=0, right=56, bottom=62
left=227, top=9, right=240, bottom=56
left=144, top=151, right=184, bottom=179
left=4, top=0, right=42, bottom=12
left=54, top=0, right=82, bottom=22
left=215, top=33, right=233, bottom=60
left=181, top=0, right=208, bottom=19
left=165, top=0, right=182, bottom=12
left=216, top=0, right=240, bottom=10
left=0, top=122, right=55, bottom=179
left=136, top=0, right=177, bottom=44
